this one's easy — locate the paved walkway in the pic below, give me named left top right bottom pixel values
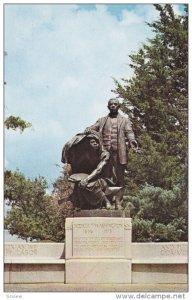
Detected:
left=4, top=283, right=188, bottom=293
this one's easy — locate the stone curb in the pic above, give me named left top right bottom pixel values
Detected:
left=4, top=283, right=188, bottom=293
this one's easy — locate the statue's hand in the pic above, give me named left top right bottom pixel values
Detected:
left=129, top=140, right=141, bottom=153
left=79, top=178, right=89, bottom=189
left=129, top=140, right=138, bottom=149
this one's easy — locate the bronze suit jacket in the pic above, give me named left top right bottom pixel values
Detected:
left=85, top=113, right=135, bottom=165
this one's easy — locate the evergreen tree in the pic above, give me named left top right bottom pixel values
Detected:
left=130, top=184, right=187, bottom=242
left=114, top=4, right=188, bottom=241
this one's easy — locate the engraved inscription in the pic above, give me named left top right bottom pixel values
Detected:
left=5, top=244, right=38, bottom=257
left=73, top=223, right=123, bottom=229
left=73, top=219, right=125, bottom=257
left=160, top=244, right=187, bottom=256
left=73, top=236, right=124, bottom=253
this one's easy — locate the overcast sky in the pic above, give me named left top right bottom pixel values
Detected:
left=4, top=3, right=185, bottom=188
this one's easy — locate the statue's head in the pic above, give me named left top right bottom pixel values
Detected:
left=107, top=98, right=120, bottom=113
left=88, top=137, right=99, bottom=151
left=87, top=131, right=101, bottom=152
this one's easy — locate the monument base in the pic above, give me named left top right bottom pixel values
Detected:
left=65, top=217, right=132, bottom=284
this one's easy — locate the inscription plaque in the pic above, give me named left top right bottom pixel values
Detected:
left=73, top=218, right=125, bottom=257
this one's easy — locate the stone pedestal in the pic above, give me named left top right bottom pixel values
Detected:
left=65, top=217, right=132, bottom=283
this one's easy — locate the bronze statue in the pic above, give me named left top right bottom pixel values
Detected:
left=84, top=99, right=138, bottom=205
left=61, top=130, right=122, bottom=210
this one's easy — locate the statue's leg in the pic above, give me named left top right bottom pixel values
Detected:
left=108, top=154, right=125, bottom=209
left=95, top=179, right=115, bottom=209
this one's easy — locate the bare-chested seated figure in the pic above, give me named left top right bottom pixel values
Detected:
left=61, top=130, right=122, bottom=210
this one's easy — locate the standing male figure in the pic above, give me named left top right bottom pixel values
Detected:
left=85, top=99, right=138, bottom=207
